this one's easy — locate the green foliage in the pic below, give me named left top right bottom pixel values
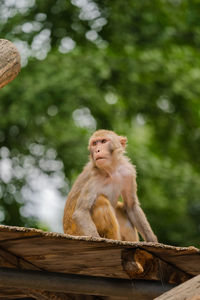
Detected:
left=0, top=0, right=200, bottom=246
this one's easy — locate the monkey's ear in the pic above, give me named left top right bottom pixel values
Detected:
left=119, top=136, right=127, bottom=149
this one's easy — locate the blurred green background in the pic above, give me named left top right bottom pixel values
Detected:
left=0, top=0, right=200, bottom=247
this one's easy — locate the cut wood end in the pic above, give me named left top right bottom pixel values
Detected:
left=122, top=248, right=154, bottom=278
left=0, top=39, right=21, bottom=89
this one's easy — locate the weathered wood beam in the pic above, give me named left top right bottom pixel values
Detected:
left=0, top=246, right=70, bottom=300
left=0, top=39, right=21, bottom=89
left=155, top=274, right=200, bottom=300
left=0, top=267, right=174, bottom=299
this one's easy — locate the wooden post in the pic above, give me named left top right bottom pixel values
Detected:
left=0, top=39, right=21, bottom=89
left=0, top=267, right=174, bottom=299
left=155, top=274, right=200, bottom=300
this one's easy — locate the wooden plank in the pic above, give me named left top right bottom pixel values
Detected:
left=0, top=225, right=44, bottom=241
left=1, top=236, right=127, bottom=278
left=0, top=225, right=199, bottom=282
left=0, top=287, right=28, bottom=299
left=0, top=39, right=21, bottom=89
left=0, top=246, right=42, bottom=271
left=0, top=230, right=128, bottom=276
left=155, top=274, right=200, bottom=300
left=0, top=236, right=190, bottom=281
left=28, top=290, right=72, bottom=300
left=0, top=267, right=175, bottom=300
left=0, top=226, right=199, bottom=278
left=0, top=244, right=75, bottom=299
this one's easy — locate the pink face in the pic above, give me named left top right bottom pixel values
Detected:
left=90, top=137, right=112, bottom=168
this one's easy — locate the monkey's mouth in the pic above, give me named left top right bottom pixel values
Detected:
left=96, top=157, right=106, bottom=161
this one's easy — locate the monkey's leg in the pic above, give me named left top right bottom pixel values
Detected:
left=91, top=195, right=121, bottom=240
left=116, top=202, right=139, bottom=242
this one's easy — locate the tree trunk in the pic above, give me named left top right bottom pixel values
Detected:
left=0, top=39, right=21, bottom=89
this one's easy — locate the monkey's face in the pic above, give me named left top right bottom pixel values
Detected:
left=89, top=137, right=113, bottom=169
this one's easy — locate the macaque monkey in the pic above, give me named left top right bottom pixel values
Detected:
left=63, top=130, right=157, bottom=242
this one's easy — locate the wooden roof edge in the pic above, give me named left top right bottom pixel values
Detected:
left=0, top=224, right=199, bottom=254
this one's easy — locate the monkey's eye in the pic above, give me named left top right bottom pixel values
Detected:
left=102, top=139, right=107, bottom=143
left=92, top=141, right=97, bottom=146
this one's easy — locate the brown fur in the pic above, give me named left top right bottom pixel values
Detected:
left=91, top=195, right=121, bottom=240
left=116, top=202, right=139, bottom=241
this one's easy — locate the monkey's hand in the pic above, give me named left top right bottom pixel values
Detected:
left=145, top=233, right=158, bottom=243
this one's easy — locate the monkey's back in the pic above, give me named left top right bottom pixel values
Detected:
left=63, top=162, right=92, bottom=235
left=63, top=194, right=81, bottom=235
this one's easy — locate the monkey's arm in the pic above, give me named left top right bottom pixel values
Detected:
left=122, top=176, right=158, bottom=243
left=72, top=184, right=100, bottom=238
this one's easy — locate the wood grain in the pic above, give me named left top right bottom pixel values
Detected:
left=0, top=39, right=21, bottom=89
left=0, top=225, right=199, bottom=299
left=155, top=274, right=200, bottom=300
